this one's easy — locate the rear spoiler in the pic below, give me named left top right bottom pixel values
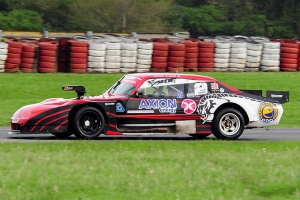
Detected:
left=62, top=85, right=86, bottom=99
left=240, top=90, right=289, bottom=104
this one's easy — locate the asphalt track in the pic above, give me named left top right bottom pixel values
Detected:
left=0, top=127, right=299, bottom=142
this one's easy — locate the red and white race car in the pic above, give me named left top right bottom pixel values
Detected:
left=9, top=73, right=289, bottom=140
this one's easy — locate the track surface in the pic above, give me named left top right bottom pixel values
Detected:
left=0, top=127, right=299, bottom=142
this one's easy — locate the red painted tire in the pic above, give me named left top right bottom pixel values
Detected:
left=71, top=46, right=88, bottom=53
left=152, top=50, right=168, bottom=57
left=153, top=42, right=169, bottom=51
left=198, top=52, right=215, bottom=58
left=6, top=58, right=21, bottom=64
left=40, top=56, right=56, bottom=63
left=185, top=47, right=199, bottom=53
left=198, top=57, right=214, bottom=63
left=198, top=67, right=215, bottom=72
left=168, top=67, right=184, bottom=72
left=69, top=40, right=88, bottom=47
left=39, top=50, right=56, bottom=57
left=38, top=67, right=56, bottom=73
left=198, top=48, right=214, bottom=53
left=280, top=63, right=297, bottom=68
left=168, top=62, right=184, bottom=67
left=70, top=63, right=87, bottom=69
left=151, top=67, right=166, bottom=72
left=21, top=57, right=35, bottom=64
left=20, top=63, right=34, bottom=68
left=19, top=67, right=33, bottom=73
left=280, top=53, right=298, bottom=59
left=184, top=67, right=198, bottom=72
left=181, top=40, right=199, bottom=47
left=59, top=38, right=70, bottom=51
left=169, top=51, right=185, bottom=57
left=23, top=44, right=37, bottom=52
left=5, top=63, right=19, bottom=69
left=38, top=61, right=55, bottom=68
left=38, top=42, right=58, bottom=51
left=6, top=40, right=23, bottom=48
left=198, top=62, right=214, bottom=68
left=198, top=41, right=215, bottom=48
left=169, top=43, right=185, bottom=51
left=70, top=58, right=87, bottom=64
left=7, top=53, right=21, bottom=58
left=168, top=56, right=185, bottom=63
left=281, top=47, right=299, bottom=54
left=5, top=68, right=18, bottom=73
left=185, top=58, right=198, bottom=63
left=151, top=62, right=167, bottom=68
left=281, top=67, right=297, bottom=72
left=70, top=68, right=87, bottom=73
left=280, top=58, right=297, bottom=64
left=152, top=56, right=168, bottom=62
left=8, top=47, right=22, bottom=54
left=70, top=52, right=88, bottom=58
left=185, top=52, right=198, bottom=58
left=184, top=62, right=198, bottom=68
left=280, top=42, right=298, bottom=48
left=22, top=51, right=35, bottom=58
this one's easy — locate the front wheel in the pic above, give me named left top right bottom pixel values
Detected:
left=211, top=108, right=245, bottom=140
left=71, top=107, right=105, bottom=139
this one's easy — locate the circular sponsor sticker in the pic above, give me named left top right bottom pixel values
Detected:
left=181, top=99, right=196, bottom=114
left=258, top=101, right=278, bottom=123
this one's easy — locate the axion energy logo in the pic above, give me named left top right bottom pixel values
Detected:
left=181, top=99, right=196, bottom=114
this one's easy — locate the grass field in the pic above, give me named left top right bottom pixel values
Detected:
left=0, top=72, right=299, bottom=127
left=0, top=72, right=300, bottom=200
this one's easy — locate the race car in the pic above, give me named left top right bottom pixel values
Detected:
left=8, top=73, right=289, bottom=140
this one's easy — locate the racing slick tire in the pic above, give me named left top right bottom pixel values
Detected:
left=71, top=107, right=105, bottom=139
left=211, top=108, right=245, bottom=140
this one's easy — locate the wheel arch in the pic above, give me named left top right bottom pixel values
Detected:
left=214, top=103, right=249, bottom=125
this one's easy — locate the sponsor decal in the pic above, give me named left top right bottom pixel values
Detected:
left=211, top=83, right=219, bottom=90
left=258, top=101, right=278, bottom=123
left=181, top=99, right=196, bottom=114
left=116, top=103, right=125, bottom=112
left=147, top=78, right=175, bottom=87
left=177, top=91, right=183, bottom=98
left=105, top=103, right=115, bottom=106
left=63, top=86, right=73, bottom=90
left=271, top=94, right=283, bottom=98
left=127, top=110, right=155, bottom=113
left=139, top=99, right=177, bottom=114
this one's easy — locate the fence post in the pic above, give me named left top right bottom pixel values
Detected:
left=86, top=31, right=93, bottom=37
left=0, top=30, right=2, bottom=38
left=43, top=30, right=49, bottom=38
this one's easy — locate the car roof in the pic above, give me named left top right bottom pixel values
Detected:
left=127, top=73, right=217, bottom=82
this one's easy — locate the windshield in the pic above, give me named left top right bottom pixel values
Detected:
left=107, top=76, right=137, bottom=95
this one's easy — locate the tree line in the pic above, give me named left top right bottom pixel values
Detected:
left=0, top=0, right=299, bottom=38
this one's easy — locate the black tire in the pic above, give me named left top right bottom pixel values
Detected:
left=211, top=108, right=245, bottom=140
left=189, top=134, right=210, bottom=140
left=51, top=132, right=73, bottom=139
left=71, top=107, right=105, bottom=139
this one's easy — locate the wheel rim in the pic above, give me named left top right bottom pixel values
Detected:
left=218, top=113, right=240, bottom=136
left=78, top=110, right=102, bottom=137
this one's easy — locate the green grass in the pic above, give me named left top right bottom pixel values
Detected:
left=0, top=72, right=299, bottom=127
left=0, top=141, right=299, bottom=200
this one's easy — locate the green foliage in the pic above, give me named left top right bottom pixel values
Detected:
left=0, top=9, right=43, bottom=31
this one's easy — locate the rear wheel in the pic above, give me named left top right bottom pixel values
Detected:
left=212, top=108, right=245, bottom=140
left=71, top=107, right=105, bottom=139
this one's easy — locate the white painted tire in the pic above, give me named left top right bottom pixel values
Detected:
left=247, top=42, right=263, bottom=51
left=88, top=61, right=105, bottom=68
left=121, top=57, right=136, bottom=63
left=0, top=48, right=8, bottom=55
left=121, top=62, right=137, bottom=68
left=214, top=68, right=228, bottom=72
left=138, top=42, right=153, bottom=50
left=0, top=60, right=5, bottom=65
left=260, top=66, right=280, bottom=72
left=215, top=48, right=230, bottom=54
left=214, top=58, right=229, bottom=63
left=246, top=62, right=260, bottom=68
left=0, top=54, right=8, bottom=60
left=263, top=42, right=280, bottom=49
left=229, top=63, right=245, bottom=69
left=105, top=62, right=121, bottom=69
left=137, top=59, right=152, bottom=65
left=136, top=63, right=151, bottom=69
left=0, top=64, right=4, bottom=70
left=260, top=59, right=280, bottom=66
left=214, top=62, right=229, bottom=68
left=229, top=58, right=246, bottom=64
left=121, top=68, right=136, bottom=73
left=231, top=42, right=247, bottom=48
left=106, top=56, right=121, bottom=62
left=230, top=48, right=247, bottom=54
left=105, top=42, right=121, bottom=50
left=138, top=49, right=153, bottom=55
left=88, top=56, right=105, bottom=62
left=121, top=50, right=137, bottom=57
left=122, top=43, right=138, bottom=50
left=136, top=68, right=151, bottom=73
left=106, top=50, right=121, bottom=56
left=88, top=50, right=105, bottom=57
left=230, top=53, right=247, bottom=59
left=215, top=42, right=231, bottom=49
left=261, top=54, right=280, bottom=60
left=247, top=50, right=262, bottom=56
left=262, top=48, right=280, bottom=55
left=138, top=54, right=152, bottom=60
left=214, top=53, right=230, bottom=59
left=105, top=68, right=121, bottom=73
left=0, top=42, right=8, bottom=49
left=246, top=56, right=261, bottom=63
left=89, top=43, right=106, bottom=51
left=245, top=67, right=259, bottom=72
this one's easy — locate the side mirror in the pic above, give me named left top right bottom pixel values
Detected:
left=136, top=88, right=146, bottom=96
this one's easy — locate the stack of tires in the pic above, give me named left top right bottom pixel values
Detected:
left=198, top=41, right=215, bottom=72
left=214, top=41, right=231, bottom=72
left=87, top=42, right=106, bottom=73
left=229, top=42, right=247, bottom=72
left=5, top=40, right=23, bottom=73
left=279, top=41, right=299, bottom=72
left=182, top=40, right=198, bottom=72
left=68, top=40, right=88, bottom=73
left=21, top=43, right=38, bottom=73
left=245, top=42, right=263, bottom=72
left=38, top=41, right=58, bottom=73
left=121, top=42, right=138, bottom=73
left=58, top=38, right=70, bottom=72
left=0, top=42, right=8, bottom=73
left=105, top=42, right=121, bottom=73
left=260, top=42, right=281, bottom=72
left=151, top=42, right=169, bottom=72
left=168, top=43, right=185, bottom=72
left=137, top=42, right=153, bottom=73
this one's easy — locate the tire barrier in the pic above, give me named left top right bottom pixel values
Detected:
left=2, top=35, right=300, bottom=73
